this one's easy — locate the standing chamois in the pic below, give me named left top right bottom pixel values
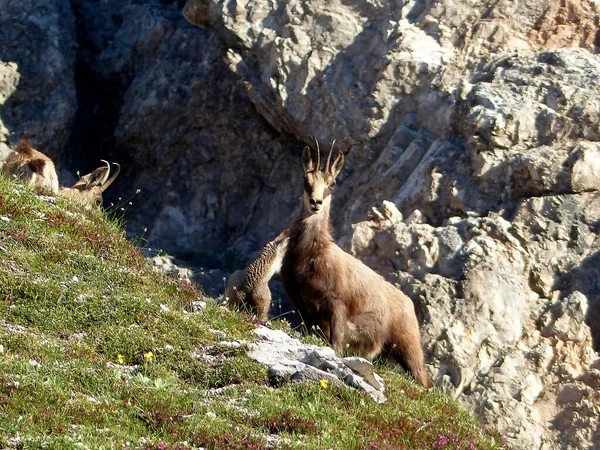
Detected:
left=226, top=229, right=289, bottom=320
left=60, top=160, right=120, bottom=209
left=280, top=140, right=432, bottom=388
left=1, top=140, right=59, bottom=194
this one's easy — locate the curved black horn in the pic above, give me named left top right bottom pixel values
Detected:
left=312, top=136, right=321, bottom=171
left=325, top=139, right=336, bottom=172
left=99, top=160, right=111, bottom=184
left=101, top=162, right=120, bottom=191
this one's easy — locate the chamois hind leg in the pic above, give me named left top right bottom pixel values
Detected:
left=390, top=328, right=432, bottom=389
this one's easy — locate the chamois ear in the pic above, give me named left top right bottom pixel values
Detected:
left=302, top=146, right=316, bottom=173
left=330, top=151, right=344, bottom=179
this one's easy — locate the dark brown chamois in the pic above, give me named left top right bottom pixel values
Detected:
left=280, top=139, right=432, bottom=388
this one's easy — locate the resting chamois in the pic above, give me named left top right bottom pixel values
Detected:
left=1, top=140, right=59, bottom=194
left=280, top=140, right=432, bottom=388
left=60, top=160, right=120, bottom=209
left=226, top=229, right=289, bottom=320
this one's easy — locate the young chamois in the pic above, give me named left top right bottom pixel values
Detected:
left=1, top=140, right=59, bottom=194
left=60, top=160, right=121, bottom=209
left=280, top=140, right=432, bottom=388
left=226, top=229, right=289, bottom=320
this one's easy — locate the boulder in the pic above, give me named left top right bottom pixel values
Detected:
left=68, top=0, right=302, bottom=259
left=248, top=326, right=387, bottom=403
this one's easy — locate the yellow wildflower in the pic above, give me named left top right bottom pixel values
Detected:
left=144, top=351, right=153, bottom=362
left=117, top=354, right=125, bottom=365
left=319, top=379, right=328, bottom=389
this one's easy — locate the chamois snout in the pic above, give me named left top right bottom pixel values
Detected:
left=309, top=198, right=322, bottom=210
left=305, top=192, right=325, bottom=214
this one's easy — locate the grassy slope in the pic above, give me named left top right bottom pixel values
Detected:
left=0, top=177, right=508, bottom=450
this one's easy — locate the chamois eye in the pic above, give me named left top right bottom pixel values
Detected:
left=329, top=181, right=336, bottom=189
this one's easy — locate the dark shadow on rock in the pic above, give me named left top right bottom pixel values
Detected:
left=564, top=249, right=600, bottom=352
left=64, top=0, right=303, bottom=271
left=65, top=0, right=132, bottom=185
left=0, top=0, right=77, bottom=157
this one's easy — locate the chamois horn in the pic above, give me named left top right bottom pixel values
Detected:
left=311, top=136, right=321, bottom=171
left=325, top=139, right=336, bottom=173
left=98, top=160, right=111, bottom=183
left=101, top=162, right=121, bottom=191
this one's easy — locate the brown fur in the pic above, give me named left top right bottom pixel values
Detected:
left=226, top=229, right=289, bottom=320
left=1, top=140, right=59, bottom=194
left=280, top=141, right=432, bottom=388
left=60, top=161, right=120, bottom=209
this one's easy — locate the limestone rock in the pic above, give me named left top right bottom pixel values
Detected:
left=248, top=326, right=387, bottom=403
left=541, top=292, right=589, bottom=343
left=109, top=4, right=301, bottom=258
left=0, top=0, right=77, bottom=157
left=349, top=203, right=599, bottom=449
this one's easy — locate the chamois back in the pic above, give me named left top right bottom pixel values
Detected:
left=1, top=140, right=59, bottom=194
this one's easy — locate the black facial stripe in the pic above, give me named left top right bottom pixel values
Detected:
left=303, top=177, right=313, bottom=194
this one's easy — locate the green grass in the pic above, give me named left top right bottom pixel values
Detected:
left=0, top=176, right=509, bottom=450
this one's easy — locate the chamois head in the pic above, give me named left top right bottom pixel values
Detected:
left=301, top=138, right=344, bottom=215
left=60, top=160, right=120, bottom=209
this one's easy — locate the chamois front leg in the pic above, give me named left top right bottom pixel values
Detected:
left=329, top=305, right=347, bottom=353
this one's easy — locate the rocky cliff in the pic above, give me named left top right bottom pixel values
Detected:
left=0, top=0, right=76, bottom=161
left=1, top=0, right=599, bottom=448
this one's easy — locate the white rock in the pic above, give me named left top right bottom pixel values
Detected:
left=247, top=326, right=386, bottom=403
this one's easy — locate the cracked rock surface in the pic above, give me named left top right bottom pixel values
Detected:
left=247, top=326, right=387, bottom=404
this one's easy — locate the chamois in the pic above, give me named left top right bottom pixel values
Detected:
left=280, top=140, right=432, bottom=388
left=60, top=160, right=121, bottom=209
left=1, top=140, right=59, bottom=194
left=226, top=229, right=289, bottom=320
